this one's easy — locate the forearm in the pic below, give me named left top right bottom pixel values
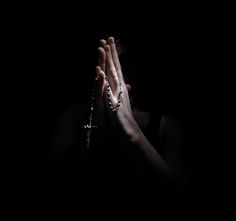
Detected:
left=128, top=122, right=172, bottom=178
left=122, top=120, right=187, bottom=198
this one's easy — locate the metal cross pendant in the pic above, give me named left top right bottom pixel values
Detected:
left=84, top=122, right=97, bottom=149
left=84, top=79, right=98, bottom=149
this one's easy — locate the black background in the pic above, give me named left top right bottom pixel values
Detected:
left=1, top=0, right=218, bottom=216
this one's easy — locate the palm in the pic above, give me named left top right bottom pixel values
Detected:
left=96, top=37, right=137, bottom=140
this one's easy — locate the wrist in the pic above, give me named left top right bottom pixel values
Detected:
left=125, top=119, right=143, bottom=144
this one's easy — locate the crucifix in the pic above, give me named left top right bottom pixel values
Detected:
left=84, top=110, right=97, bottom=149
left=83, top=82, right=98, bottom=149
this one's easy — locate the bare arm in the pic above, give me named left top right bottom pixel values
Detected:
left=94, top=38, right=191, bottom=212
left=122, top=114, right=186, bottom=186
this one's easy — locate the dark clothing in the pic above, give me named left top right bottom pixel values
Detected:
left=34, top=104, right=186, bottom=217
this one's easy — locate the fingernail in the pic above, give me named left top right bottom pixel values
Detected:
left=109, top=37, right=114, bottom=43
left=100, top=39, right=106, bottom=46
left=96, top=66, right=101, bottom=72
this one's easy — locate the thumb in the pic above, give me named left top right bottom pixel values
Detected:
left=95, top=66, right=106, bottom=117
left=96, top=66, right=105, bottom=97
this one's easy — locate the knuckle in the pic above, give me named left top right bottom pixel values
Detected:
left=109, top=68, right=116, bottom=73
left=111, top=74, right=119, bottom=83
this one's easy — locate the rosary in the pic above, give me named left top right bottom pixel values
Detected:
left=83, top=76, right=123, bottom=149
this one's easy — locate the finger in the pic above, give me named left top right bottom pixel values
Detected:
left=103, top=79, right=119, bottom=114
left=96, top=66, right=118, bottom=113
left=105, top=45, right=119, bottom=96
left=96, top=66, right=105, bottom=97
left=95, top=66, right=106, bottom=116
left=107, top=37, right=124, bottom=83
left=98, top=47, right=106, bottom=72
left=100, top=39, right=106, bottom=49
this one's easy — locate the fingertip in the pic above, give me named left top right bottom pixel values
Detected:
left=97, top=47, right=103, bottom=56
left=96, top=66, right=101, bottom=73
left=97, top=47, right=103, bottom=52
left=98, top=47, right=106, bottom=56
left=96, top=66, right=105, bottom=77
left=97, top=72, right=106, bottom=85
left=100, top=39, right=106, bottom=47
left=108, top=37, right=114, bottom=44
